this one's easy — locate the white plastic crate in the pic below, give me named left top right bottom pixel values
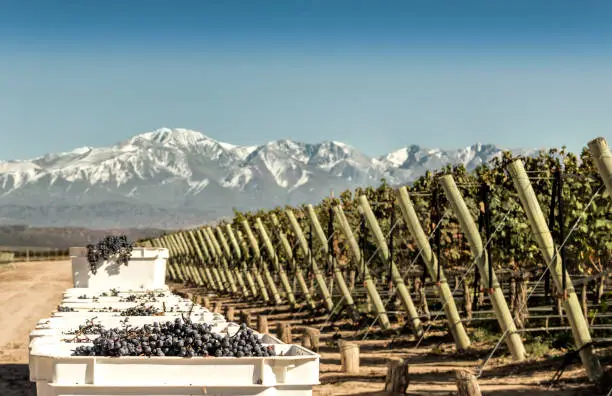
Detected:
left=62, top=292, right=172, bottom=302
left=29, top=321, right=252, bottom=351
left=29, top=340, right=318, bottom=388
left=33, top=313, right=226, bottom=334
left=35, top=382, right=315, bottom=395
left=60, top=296, right=180, bottom=305
left=70, top=247, right=169, bottom=289
left=48, top=310, right=212, bottom=322
left=29, top=286, right=319, bottom=395
left=63, top=286, right=170, bottom=298
left=56, top=300, right=197, bottom=311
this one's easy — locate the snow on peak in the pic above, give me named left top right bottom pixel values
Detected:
left=0, top=126, right=526, bottom=210
left=131, top=128, right=212, bottom=146
left=382, top=148, right=409, bottom=167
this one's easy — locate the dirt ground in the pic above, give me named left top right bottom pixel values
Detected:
left=0, top=260, right=73, bottom=396
left=0, top=260, right=609, bottom=396
left=179, top=290, right=612, bottom=396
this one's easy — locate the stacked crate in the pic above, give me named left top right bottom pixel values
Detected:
left=28, top=247, right=320, bottom=395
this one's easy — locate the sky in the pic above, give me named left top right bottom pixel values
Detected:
left=0, top=1, right=611, bottom=160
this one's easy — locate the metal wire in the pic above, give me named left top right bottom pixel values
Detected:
left=411, top=207, right=514, bottom=348
left=358, top=210, right=455, bottom=341
left=475, top=184, right=604, bottom=377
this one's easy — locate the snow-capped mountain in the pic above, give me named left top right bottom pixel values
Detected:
left=0, top=128, right=539, bottom=228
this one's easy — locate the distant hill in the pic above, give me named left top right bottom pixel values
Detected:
left=0, top=225, right=168, bottom=250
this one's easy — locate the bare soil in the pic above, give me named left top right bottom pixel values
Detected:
left=0, top=260, right=72, bottom=396
left=0, top=260, right=609, bottom=395
left=176, top=287, right=612, bottom=396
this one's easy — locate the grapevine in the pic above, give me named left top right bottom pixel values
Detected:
left=86, top=235, right=134, bottom=275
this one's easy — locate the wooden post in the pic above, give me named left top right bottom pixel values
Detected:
left=269, top=213, right=316, bottom=309
left=255, top=217, right=297, bottom=307
left=226, top=224, right=258, bottom=298
left=396, top=187, right=468, bottom=348
left=207, top=228, right=239, bottom=293
left=234, top=230, right=262, bottom=300
left=456, top=369, right=482, bottom=396
left=225, top=306, right=235, bottom=322
left=257, top=315, right=269, bottom=334
left=333, top=204, right=390, bottom=329
left=200, top=229, right=228, bottom=290
left=339, top=341, right=360, bottom=374
left=358, top=195, right=423, bottom=336
left=508, top=159, right=603, bottom=382
left=440, top=175, right=525, bottom=360
left=301, top=327, right=320, bottom=352
left=581, top=283, right=589, bottom=319
left=239, top=310, right=251, bottom=327
left=384, top=359, right=410, bottom=394
left=463, top=281, right=473, bottom=323
left=305, top=204, right=357, bottom=315
left=242, top=219, right=282, bottom=305
left=213, top=301, right=222, bottom=314
left=276, top=323, right=292, bottom=344
left=587, top=137, right=612, bottom=198
left=177, top=232, right=203, bottom=286
left=193, top=230, right=220, bottom=291
left=285, top=209, right=335, bottom=311
left=169, top=234, right=189, bottom=283
left=185, top=231, right=210, bottom=288
left=216, top=226, right=250, bottom=297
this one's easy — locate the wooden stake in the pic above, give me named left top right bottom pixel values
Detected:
left=358, top=195, right=423, bottom=336
left=463, top=281, right=473, bottom=324
left=213, top=302, right=222, bottom=314
left=384, top=359, right=410, bottom=394
left=225, top=306, right=235, bottom=322
left=276, top=322, right=292, bottom=344
left=456, top=369, right=482, bottom=396
left=239, top=310, right=251, bottom=327
left=581, top=283, right=589, bottom=319
left=587, top=137, right=612, bottom=198
left=301, top=327, right=320, bottom=352
left=509, top=159, right=603, bottom=382
left=339, top=341, right=360, bottom=374
left=257, top=315, right=269, bottom=334
left=396, top=187, right=469, bottom=349
left=440, top=175, right=525, bottom=360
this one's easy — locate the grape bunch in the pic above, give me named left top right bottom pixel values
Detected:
left=72, top=319, right=277, bottom=358
left=57, top=305, right=76, bottom=312
left=120, top=304, right=161, bottom=316
left=86, top=235, right=134, bottom=275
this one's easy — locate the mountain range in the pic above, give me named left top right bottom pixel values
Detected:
left=0, top=128, right=539, bottom=228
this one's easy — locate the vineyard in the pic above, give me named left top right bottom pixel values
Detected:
left=137, top=137, right=612, bottom=394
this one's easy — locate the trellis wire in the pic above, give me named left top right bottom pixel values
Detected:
left=358, top=209, right=456, bottom=341
left=475, top=184, right=604, bottom=377
left=410, top=205, right=514, bottom=348
left=319, top=209, right=453, bottom=333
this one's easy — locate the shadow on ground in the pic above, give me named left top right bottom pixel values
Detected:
left=0, top=364, right=35, bottom=396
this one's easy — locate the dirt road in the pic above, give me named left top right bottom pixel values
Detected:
left=0, top=260, right=72, bottom=396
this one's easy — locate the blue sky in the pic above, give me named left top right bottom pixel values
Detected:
left=0, top=1, right=610, bottom=160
